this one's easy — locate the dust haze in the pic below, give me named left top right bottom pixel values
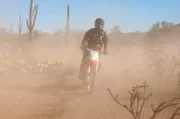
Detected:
left=1, top=2, right=180, bottom=119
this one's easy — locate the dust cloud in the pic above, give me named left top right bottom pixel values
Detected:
left=0, top=27, right=180, bottom=119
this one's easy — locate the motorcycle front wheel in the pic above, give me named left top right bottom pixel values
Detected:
left=86, top=66, right=97, bottom=94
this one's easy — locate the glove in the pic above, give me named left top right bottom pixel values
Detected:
left=80, top=46, right=85, bottom=50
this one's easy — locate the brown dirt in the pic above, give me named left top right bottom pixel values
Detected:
left=0, top=32, right=180, bottom=119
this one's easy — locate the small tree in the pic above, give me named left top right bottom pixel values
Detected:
left=149, top=21, right=174, bottom=32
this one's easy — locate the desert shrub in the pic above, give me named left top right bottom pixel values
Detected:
left=108, top=82, right=180, bottom=119
left=144, top=43, right=180, bottom=84
left=148, top=21, right=174, bottom=37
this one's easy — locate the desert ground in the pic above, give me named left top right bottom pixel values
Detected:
left=0, top=29, right=180, bottom=119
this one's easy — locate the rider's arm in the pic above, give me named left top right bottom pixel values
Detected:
left=81, top=30, right=90, bottom=47
left=103, top=32, right=108, bottom=53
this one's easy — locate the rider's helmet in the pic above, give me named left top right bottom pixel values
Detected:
left=94, top=18, right=104, bottom=30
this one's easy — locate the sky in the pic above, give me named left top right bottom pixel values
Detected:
left=0, top=0, right=180, bottom=33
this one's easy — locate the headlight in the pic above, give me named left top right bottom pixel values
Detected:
left=92, top=56, right=97, bottom=60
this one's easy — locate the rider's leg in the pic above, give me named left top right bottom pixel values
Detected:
left=97, top=62, right=102, bottom=72
left=78, top=51, right=89, bottom=80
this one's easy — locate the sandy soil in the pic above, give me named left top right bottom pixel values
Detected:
left=0, top=33, right=180, bottom=119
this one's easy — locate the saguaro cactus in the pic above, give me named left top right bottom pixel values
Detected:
left=18, top=14, right=23, bottom=35
left=66, top=4, right=70, bottom=46
left=26, top=0, right=38, bottom=41
left=9, top=22, right=13, bottom=34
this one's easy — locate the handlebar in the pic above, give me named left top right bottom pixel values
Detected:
left=80, top=46, right=109, bottom=55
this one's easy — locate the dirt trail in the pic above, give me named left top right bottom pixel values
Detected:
left=0, top=37, right=180, bottom=119
left=0, top=63, right=179, bottom=119
left=0, top=72, right=112, bottom=119
left=0, top=71, right=135, bottom=119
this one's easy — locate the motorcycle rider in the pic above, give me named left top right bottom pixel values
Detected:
left=78, top=18, right=108, bottom=81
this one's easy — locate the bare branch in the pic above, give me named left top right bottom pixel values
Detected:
left=150, top=98, right=180, bottom=119
left=170, top=106, right=180, bottom=119
left=107, top=81, right=152, bottom=119
left=107, top=88, right=137, bottom=119
left=108, top=81, right=180, bottom=119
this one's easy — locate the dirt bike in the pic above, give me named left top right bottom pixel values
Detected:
left=81, top=47, right=104, bottom=94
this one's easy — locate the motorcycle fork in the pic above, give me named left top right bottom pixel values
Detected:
left=87, top=63, right=97, bottom=79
